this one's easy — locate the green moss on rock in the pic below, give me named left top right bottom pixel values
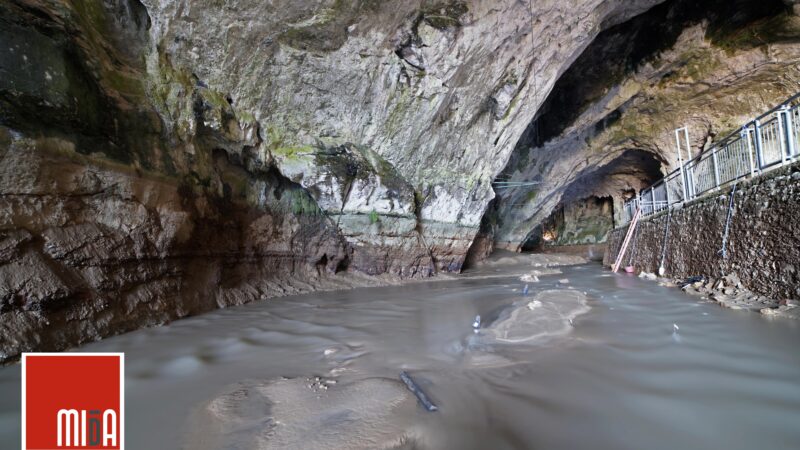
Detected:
left=421, top=1, right=468, bottom=30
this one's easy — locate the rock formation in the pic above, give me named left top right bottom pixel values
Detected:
left=491, top=0, right=800, bottom=249
left=2, top=0, right=799, bottom=359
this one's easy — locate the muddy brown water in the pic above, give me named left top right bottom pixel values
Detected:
left=1, top=261, right=799, bottom=449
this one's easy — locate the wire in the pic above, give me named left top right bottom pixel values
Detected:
left=659, top=207, right=671, bottom=272
left=719, top=183, right=737, bottom=259
left=628, top=218, right=640, bottom=267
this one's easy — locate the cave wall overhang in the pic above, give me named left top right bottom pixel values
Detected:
left=489, top=0, right=800, bottom=251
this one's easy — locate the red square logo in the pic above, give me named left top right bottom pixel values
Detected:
left=22, top=353, right=124, bottom=449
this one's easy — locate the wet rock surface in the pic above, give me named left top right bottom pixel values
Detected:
left=678, top=274, right=798, bottom=318
left=0, top=0, right=668, bottom=357
left=137, top=0, right=663, bottom=269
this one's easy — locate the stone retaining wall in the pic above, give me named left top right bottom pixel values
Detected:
left=604, top=163, right=800, bottom=301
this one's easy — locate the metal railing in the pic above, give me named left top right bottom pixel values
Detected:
left=622, top=92, right=800, bottom=224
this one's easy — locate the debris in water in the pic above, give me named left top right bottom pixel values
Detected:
left=399, top=371, right=438, bottom=412
left=520, top=274, right=539, bottom=282
left=559, top=279, right=569, bottom=284
left=673, top=323, right=680, bottom=332
left=680, top=275, right=705, bottom=287
left=472, top=315, right=481, bottom=333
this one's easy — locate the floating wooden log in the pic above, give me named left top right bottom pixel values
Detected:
left=399, top=371, right=438, bottom=412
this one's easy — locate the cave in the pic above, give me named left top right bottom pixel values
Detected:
left=533, top=196, right=615, bottom=246
left=2, top=0, right=800, bottom=448
left=516, top=149, right=663, bottom=258
left=490, top=0, right=796, bottom=252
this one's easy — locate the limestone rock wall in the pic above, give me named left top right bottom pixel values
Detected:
left=135, top=0, right=665, bottom=272
left=547, top=196, right=615, bottom=246
left=0, top=128, right=361, bottom=361
left=3, top=0, right=799, bottom=358
left=492, top=0, right=800, bottom=249
left=0, top=0, right=673, bottom=358
left=604, top=163, right=800, bottom=301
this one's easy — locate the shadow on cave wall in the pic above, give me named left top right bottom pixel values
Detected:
left=0, top=0, right=163, bottom=167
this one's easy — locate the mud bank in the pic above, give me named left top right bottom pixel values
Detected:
left=187, top=377, right=419, bottom=450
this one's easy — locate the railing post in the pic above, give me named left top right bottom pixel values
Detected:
left=638, top=190, right=644, bottom=215
left=682, top=127, right=695, bottom=200
left=754, top=119, right=764, bottom=171
left=782, top=105, right=796, bottom=160
left=651, top=186, right=657, bottom=212
left=665, top=177, right=671, bottom=207
left=675, top=129, right=687, bottom=202
left=777, top=110, right=789, bottom=166
left=712, top=149, right=720, bottom=188
left=685, top=160, right=695, bottom=200
left=743, top=125, right=755, bottom=178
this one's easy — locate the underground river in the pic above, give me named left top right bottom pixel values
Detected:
left=1, top=259, right=799, bottom=449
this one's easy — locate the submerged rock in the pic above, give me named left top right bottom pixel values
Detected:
left=681, top=276, right=784, bottom=314
left=638, top=272, right=657, bottom=281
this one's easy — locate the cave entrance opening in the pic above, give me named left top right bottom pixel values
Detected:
left=520, top=196, right=615, bottom=259
left=517, top=149, right=665, bottom=260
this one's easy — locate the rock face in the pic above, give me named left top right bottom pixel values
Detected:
left=2, top=0, right=799, bottom=358
left=135, top=0, right=664, bottom=273
left=540, top=196, right=616, bottom=247
left=0, top=127, right=367, bottom=361
left=0, top=0, right=670, bottom=359
left=490, top=0, right=800, bottom=249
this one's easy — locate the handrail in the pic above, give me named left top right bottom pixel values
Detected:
left=622, top=92, right=800, bottom=224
